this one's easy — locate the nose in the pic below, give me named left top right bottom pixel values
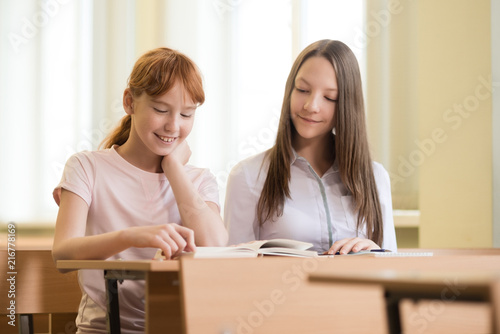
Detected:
left=164, top=113, right=180, bottom=133
left=304, top=93, right=320, bottom=113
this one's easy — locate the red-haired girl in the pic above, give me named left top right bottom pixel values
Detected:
left=53, top=47, right=227, bottom=333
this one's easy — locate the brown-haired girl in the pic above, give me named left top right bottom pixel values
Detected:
left=52, top=47, right=227, bottom=333
left=225, top=40, right=397, bottom=255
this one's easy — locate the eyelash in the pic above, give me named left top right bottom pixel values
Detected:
left=154, top=108, right=194, bottom=119
left=295, top=88, right=337, bottom=102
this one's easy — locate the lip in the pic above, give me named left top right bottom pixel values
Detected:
left=298, top=115, right=321, bottom=124
left=155, top=133, right=178, bottom=144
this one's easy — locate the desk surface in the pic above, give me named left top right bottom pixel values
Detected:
left=57, top=259, right=179, bottom=271
left=55, top=249, right=500, bottom=272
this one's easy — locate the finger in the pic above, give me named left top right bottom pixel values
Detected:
left=347, top=239, right=379, bottom=253
left=351, top=240, right=370, bottom=253
left=165, top=226, right=189, bottom=258
left=156, top=237, right=172, bottom=260
left=339, top=238, right=363, bottom=254
left=158, top=228, right=180, bottom=259
left=358, top=240, right=380, bottom=252
left=173, top=224, right=196, bottom=252
left=327, top=239, right=348, bottom=255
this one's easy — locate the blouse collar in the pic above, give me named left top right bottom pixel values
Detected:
left=290, top=147, right=339, bottom=174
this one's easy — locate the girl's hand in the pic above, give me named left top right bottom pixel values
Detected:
left=122, top=224, right=196, bottom=259
left=161, top=140, right=191, bottom=171
left=325, top=237, right=380, bottom=255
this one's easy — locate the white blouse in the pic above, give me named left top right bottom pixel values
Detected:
left=224, top=150, right=397, bottom=252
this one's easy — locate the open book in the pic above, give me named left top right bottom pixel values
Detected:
left=154, top=239, right=318, bottom=259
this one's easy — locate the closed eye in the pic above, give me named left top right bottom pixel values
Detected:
left=181, top=113, right=194, bottom=118
left=154, top=107, right=168, bottom=113
left=325, top=97, right=337, bottom=102
left=295, top=87, right=308, bottom=93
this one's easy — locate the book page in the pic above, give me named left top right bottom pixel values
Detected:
left=258, top=239, right=313, bottom=251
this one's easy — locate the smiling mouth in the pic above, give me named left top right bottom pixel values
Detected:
left=298, top=115, right=320, bottom=123
left=156, top=134, right=177, bottom=143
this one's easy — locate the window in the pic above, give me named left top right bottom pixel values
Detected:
left=0, top=0, right=364, bottom=225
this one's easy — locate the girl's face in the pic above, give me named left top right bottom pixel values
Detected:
left=290, top=56, right=338, bottom=145
left=126, top=81, right=196, bottom=158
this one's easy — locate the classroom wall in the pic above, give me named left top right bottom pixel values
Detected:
left=417, top=0, right=492, bottom=247
left=365, top=0, right=419, bottom=211
left=366, top=0, right=493, bottom=248
left=492, top=0, right=500, bottom=248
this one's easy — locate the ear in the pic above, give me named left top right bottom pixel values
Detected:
left=123, top=89, right=134, bottom=115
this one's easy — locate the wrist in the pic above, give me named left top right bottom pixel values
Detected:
left=162, top=159, right=183, bottom=176
left=117, top=228, right=131, bottom=248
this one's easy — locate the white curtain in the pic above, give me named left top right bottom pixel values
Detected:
left=0, top=0, right=136, bottom=224
left=0, top=0, right=364, bottom=225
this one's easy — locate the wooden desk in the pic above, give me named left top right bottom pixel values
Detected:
left=400, top=248, right=500, bottom=256
left=309, top=270, right=500, bottom=334
left=57, top=259, right=181, bottom=334
left=180, top=255, right=500, bottom=334
left=0, top=249, right=81, bottom=334
left=180, top=256, right=388, bottom=333
left=57, top=251, right=500, bottom=334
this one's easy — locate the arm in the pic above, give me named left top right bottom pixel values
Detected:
left=376, top=163, right=398, bottom=252
left=225, top=160, right=260, bottom=245
left=162, top=141, right=228, bottom=246
left=52, top=189, right=196, bottom=262
left=325, top=163, right=397, bottom=254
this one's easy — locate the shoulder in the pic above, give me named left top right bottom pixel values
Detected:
left=226, top=150, right=270, bottom=193
left=64, top=149, right=120, bottom=179
left=371, top=161, right=390, bottom=184
left=65, top=150, right=98, bottom=170
left=371, top=161, right=392, bottom=199
left=230, top=150, right=269, bottom=179
left=70, top=149, right=113, bottom=163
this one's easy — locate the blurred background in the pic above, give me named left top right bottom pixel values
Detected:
left=0, top=0, right=498, bottom=248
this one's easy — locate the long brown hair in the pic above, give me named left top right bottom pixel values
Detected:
left=100, top=47, right=205, bottom=149
left=257, top=40, right=383, bottom=246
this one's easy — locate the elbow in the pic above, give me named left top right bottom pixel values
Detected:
left=52, top=245, right=62, bottom=263
left=197, top=230, right=228, bottom=247
left=215, top=232, right=229, bottom=247
left=52, top=240, right=75, bottom=263
left=214, top=226, right=229, bottom=246
left=52, top=246, right=73, bottom=273
left=52, top=244, right=69, bottom=263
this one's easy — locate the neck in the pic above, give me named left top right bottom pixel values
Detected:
left=293, top=134, right=335, bottom=177
left=116, top=135, right=163, bottom=173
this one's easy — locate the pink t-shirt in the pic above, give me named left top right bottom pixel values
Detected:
left=54, top=145, right=219, bottom=333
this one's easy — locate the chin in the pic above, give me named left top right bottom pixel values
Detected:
left=151, top=145, right=174, bottom=157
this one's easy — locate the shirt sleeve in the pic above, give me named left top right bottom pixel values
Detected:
left=53, top=152, right=95, bottom=207
left=373, top=162, right=398, bottom=252
left=224, top=160, right=260, bottom=245
left=194, top=167, right=220, bottom=210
